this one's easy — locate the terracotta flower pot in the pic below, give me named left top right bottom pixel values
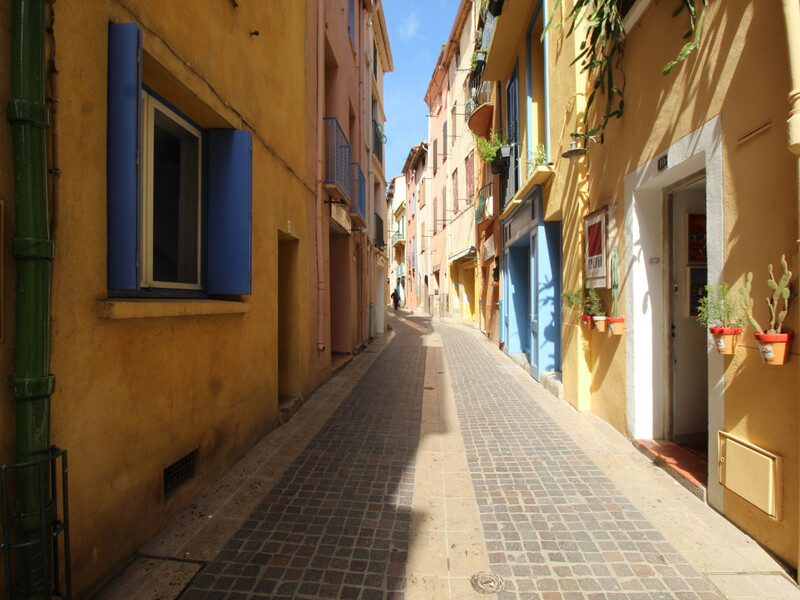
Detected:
left=593, top=316, right=608, bottom=333
left=581, top=315, right=594, bottom=330
left=753, top=331, right=793, bottom=365
left=709, top=327, right=741, bottom=355
left=608, top=317, right=625, bottom=335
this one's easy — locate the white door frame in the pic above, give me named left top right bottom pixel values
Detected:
left=623, top=115, right=725, bottom=509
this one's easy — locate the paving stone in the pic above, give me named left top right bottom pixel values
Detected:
left=437, top=324, right=728, bottom=600
left=99, top=315, right=800, bottom=600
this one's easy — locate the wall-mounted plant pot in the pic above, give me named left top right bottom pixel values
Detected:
left=581, top=315, right=594, bottom=330
left=593, top=316, right=608, bottom=333
left=754, top=331, right=793, bottom=365
left=709, top=327, right=741, bottom=355
left=497, top=145, right=512, bottom=160
left=490, top=156, right=508, bottom=174
left=608, top=317, right=625, bottom=335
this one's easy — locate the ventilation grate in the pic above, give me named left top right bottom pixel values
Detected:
left=163, top=449, right=198, bottom=498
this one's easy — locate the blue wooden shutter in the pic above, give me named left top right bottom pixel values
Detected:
left=207, top=130, right=253, bottom=295
left=107, top=23, right=142, bottom=292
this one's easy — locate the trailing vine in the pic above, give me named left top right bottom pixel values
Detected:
left=542, top=0, right=708, bottom=138
left=542, top=0, right=626, bottom=139
left=662, top=0, right=707, bottom=75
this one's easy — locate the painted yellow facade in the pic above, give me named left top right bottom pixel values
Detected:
left=481, top=0, right=800, bottom=570
left=0, top=0, right=392, bottom=595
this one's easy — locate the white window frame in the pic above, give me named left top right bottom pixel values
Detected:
left=141, top=92, right=203, bottom=290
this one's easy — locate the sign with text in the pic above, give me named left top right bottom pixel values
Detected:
left=584, top=204, right=618, bottom=289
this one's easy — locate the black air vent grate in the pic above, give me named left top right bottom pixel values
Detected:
left=163, top=449, right=197, bottom=498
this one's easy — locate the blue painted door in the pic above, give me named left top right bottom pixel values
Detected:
left=530, top=231, right=539, bottom=380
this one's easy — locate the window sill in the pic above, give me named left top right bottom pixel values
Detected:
left=97, top=298, right=252, bottom=320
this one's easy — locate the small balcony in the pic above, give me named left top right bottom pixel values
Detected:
left=391, top=230, right=405, bottom=248
left=475, top=181, right=494, bottom=224
left=465, top=80, right=494, bottom=138
left=324, top=117, right=352, bottom=203
left=350, top=163, right=366, bottom=226
left=373, top=120, right=385, bottom=168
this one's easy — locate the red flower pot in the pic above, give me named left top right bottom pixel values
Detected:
left=753, top=331, right=793, bottom=365
left=709, top=327, right=742, bottom=355
left=607, top=317, right=625, bottom=336
left=581, top=315, right=594, bottom=330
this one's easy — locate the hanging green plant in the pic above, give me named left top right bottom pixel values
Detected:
left=475, top=129, right=506, bottom=164
left=527, top=144, right=548, bottom=177
left=542, top=0, right=626, bottom=139
left=542, top=0, right=708, bottom=136
left=662, top=0, right=707, bottom=75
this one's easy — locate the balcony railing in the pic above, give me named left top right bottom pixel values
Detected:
left=373, top=120, right=385, bottom=167
left=350, top=163, right=366, bottom=222
left=482, top=12, right=496, bottom=48
left=475, top=181, right=493, bottom=224
left=324, top=117, right=352, bottom=202
left=391, top=230, right=405, bottom=247
left=465, top=80, right=493, bottom=122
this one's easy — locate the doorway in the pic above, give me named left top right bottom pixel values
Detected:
left=506, top=241, right=531, bottom=368
left=278, top=232, right=301, bottom=403
left=530, top=231, right=539, bottom=379
left=637, top=175, right=710, bottom=491
left=669, top=177, right=708, bottom=448
left=624, top=116, right=724, bottom=506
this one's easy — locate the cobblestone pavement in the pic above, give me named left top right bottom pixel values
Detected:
left=442, top=324, right=719, bottom=600
left=95, top=313, right=800, bottom=600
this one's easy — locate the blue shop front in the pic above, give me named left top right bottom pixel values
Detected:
left=501, top=184, right=562, bottom=382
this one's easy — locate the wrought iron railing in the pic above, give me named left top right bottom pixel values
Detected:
left=350, top=163, right=366, bottom=221
left=324, top=117, right=352, bottom=202
left=391, top=230, right=405, bottom=247
left=465, top=80, right=493, bottom=122
left=475, top=181, right=494, bottom=224
left=482, top=12, right=496, bottom=48
left=373, top=120, right=385, bottom=166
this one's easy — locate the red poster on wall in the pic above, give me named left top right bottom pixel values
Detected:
left=584, top=208, right=607, bottom=286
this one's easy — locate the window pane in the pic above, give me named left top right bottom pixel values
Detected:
left=152, top=108, right=199, bottom=285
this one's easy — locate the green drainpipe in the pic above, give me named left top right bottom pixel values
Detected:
left=7, top=0, right=56, bottom=597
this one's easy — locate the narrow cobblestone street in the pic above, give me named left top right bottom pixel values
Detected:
left=97, top=313, right=800, bottom=600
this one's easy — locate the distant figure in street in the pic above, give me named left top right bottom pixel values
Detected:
left=391, top=290, right=399, bottom=310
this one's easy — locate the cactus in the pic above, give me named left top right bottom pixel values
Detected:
left=738, top=272, right=762, bottom=332
left=767, top=255, right=792, bottom=333
left=738, top=255, right=793, bottom=334
left=610, top=249, right=619, bottom=318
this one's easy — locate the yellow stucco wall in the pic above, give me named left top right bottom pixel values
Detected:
left=2, top=1, right=312, bottom=594
left=551, top=0, right=799, bottom=566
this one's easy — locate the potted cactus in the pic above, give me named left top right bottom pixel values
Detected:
left=607, top=249, right=625, bottom=335
left=739, top=255, right=793, bottom=365
left=696, top=283, right=745, bottom=355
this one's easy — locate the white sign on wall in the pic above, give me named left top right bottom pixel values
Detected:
left=584, top=205, right=617, bottom=289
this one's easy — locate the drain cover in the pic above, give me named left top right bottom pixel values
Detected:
left=470, top=571, right=505, bottom=594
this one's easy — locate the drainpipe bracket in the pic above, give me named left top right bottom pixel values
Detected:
left=6, top=99, right=51, bottom=129
left=11, top=374, right=55, bottom=401
left=13, top=237, right=55, bottom=261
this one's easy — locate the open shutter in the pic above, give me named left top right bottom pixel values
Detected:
left=107, top=23, right=142, bottom=292
left=207, top=130, right=253, bottom=295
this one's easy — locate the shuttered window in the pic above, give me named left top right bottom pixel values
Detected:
left=107, top=23, right=252, bottom=296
